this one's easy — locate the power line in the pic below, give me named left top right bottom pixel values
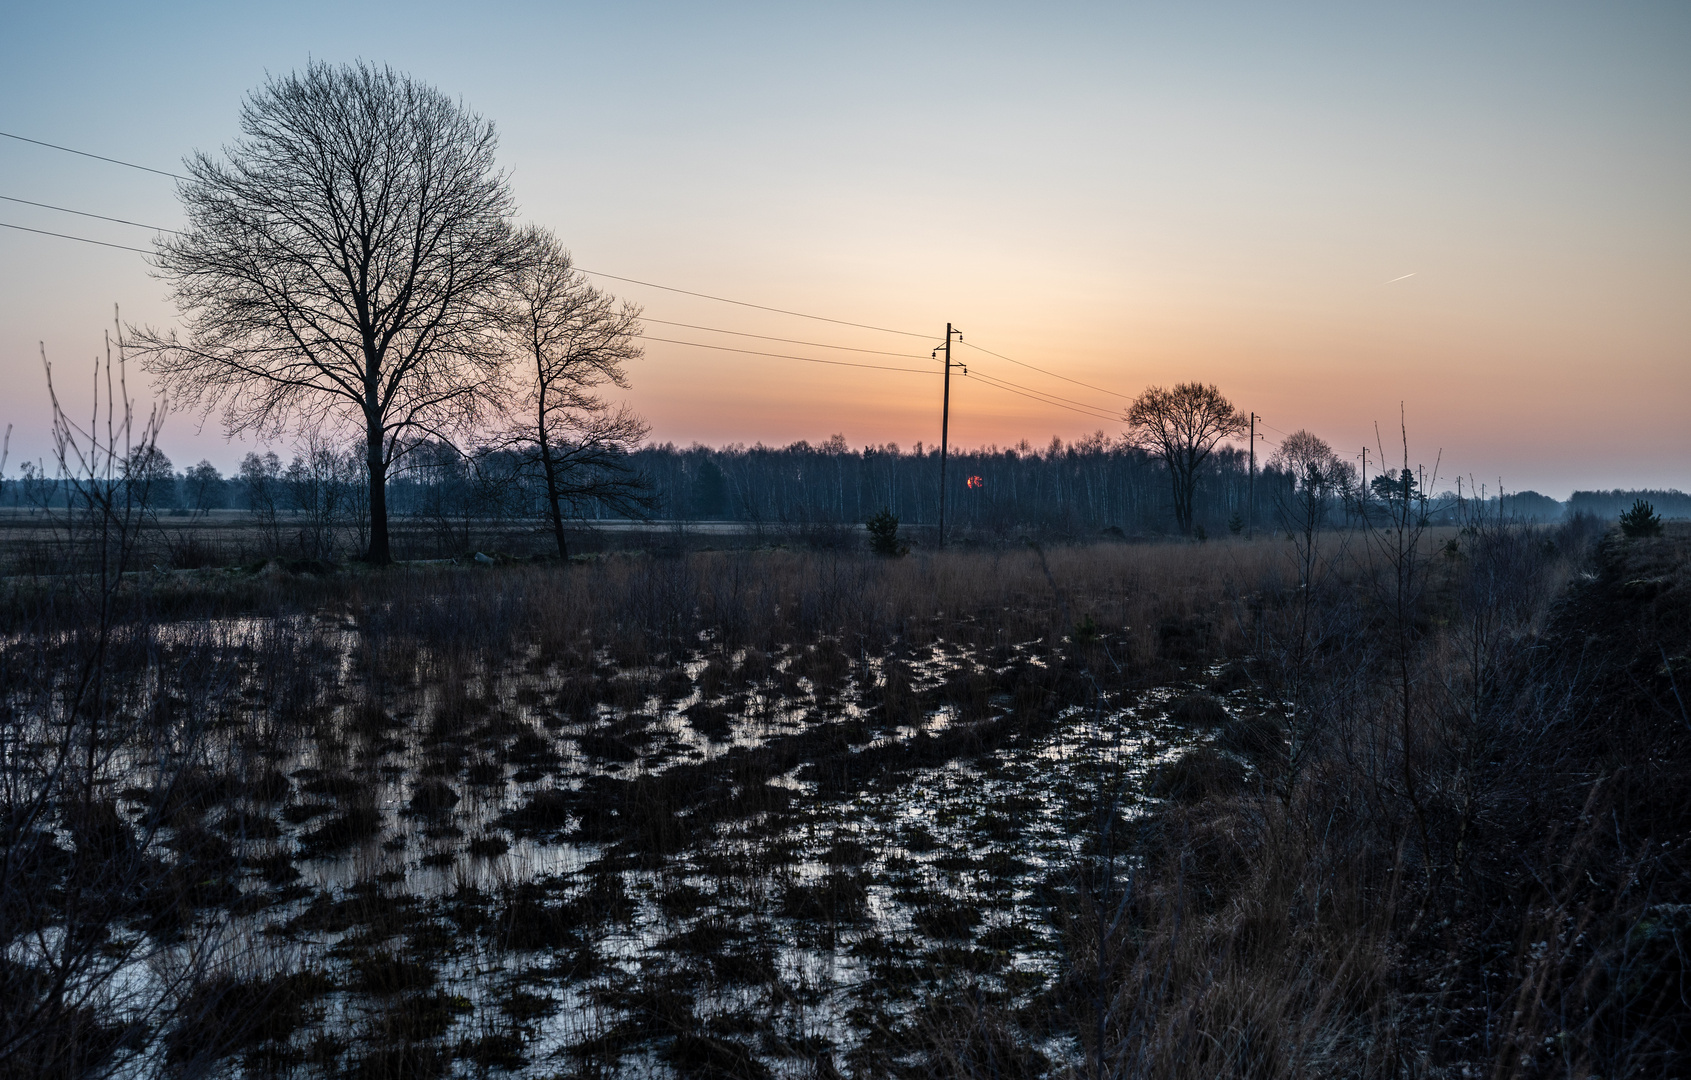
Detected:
left=576, top=267, right=931, bottom=339
left=0, top=189, right=932, bottom=354
left=0, top=130, right=189, bottom=181
left=636, top=335, right=935, bottom=374
left=0, top=130, right=933, bottom=340
left=0, top=220, right=153, bottom=254
left=0, top=217, right=933, bottom=380
left=959, top=339, right=1132, bottom=399
left=966, top=371, right=1121, bottom=423
left=640, top=318, right=931, bottom=359
left=0, top=213, right=1127, bottom=410
left=969, top=374, right=1120, bottom=423
left=5, top=191, right=936, bottom=363
left=0, top=210, right=935, bottom=376
left=0, top=194, right=179, bottom=233
left=2, top=133, right=1164, bottom=414
left=0, top=211, right=936, bottom=377
left=961, top=365, right=1119, bottom=416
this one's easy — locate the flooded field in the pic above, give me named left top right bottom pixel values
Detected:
left=119, top=610, right=1266, bottom=1078
left=1, top=544, right=1285, bottom=1079
left=15, top=519, right=1667, bottom=1080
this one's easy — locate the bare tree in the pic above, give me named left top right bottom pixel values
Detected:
left=1124, top=382, right=1246, bottom=535
left=498, top=227, right=653, bottom=558
left=1269, top=429, right=1355, bottom=558
left=283, top=437, right=363, bottom=560
left=182, top=460, right=223, bottom=518
left=237, top=450, right=284, bottom=552
left=135, top=60, right=523, bottom=563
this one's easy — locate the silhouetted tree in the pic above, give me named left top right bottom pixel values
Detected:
left=283, top=439, right=364, bottom=558
left=866, top=508, right=903, bottom=556
left=1619, top=498, right=1664, bottom=538
left=497, top=227, right=652, bottom=557
left=182, top=460, right=223, bottom=516
left=135, top=61, right=524, bottom=562
left=1371, top=468, right=1419, bottom=508
left=237, top=451, right=283, bottom=550
left=1268, top=430, right=1352, bottom=594
left=122, top=445, right=175, bottom=509
left=1125, top=382, right=1246, bottom=535
left=1269, top=429, right=1353, bottom=537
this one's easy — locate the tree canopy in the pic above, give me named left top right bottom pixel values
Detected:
left=1125, top=382, right=1246, bottom=535
left=136, top=60, right=524, bottom=562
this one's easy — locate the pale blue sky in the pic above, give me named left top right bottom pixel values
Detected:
left=2, top=2, right=1686, bottom=495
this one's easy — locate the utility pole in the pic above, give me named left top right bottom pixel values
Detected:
left=1359, top=446, right=1369, bottom=527
left=1247, top=412, right=1259, bottom=540
left=935, top=323, right=963, bottom=548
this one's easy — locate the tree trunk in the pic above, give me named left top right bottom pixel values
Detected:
left=365, top=419, right=392, bottom=564
left=1169, top=466, right=1193, bottom=535
left=539, top=439, right=569, bottom=559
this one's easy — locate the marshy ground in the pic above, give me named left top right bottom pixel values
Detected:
left=4, top=526, right=1687, bottom=1079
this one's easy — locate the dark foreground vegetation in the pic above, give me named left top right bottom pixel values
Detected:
left=3, top=474, right=1687, bottom=1078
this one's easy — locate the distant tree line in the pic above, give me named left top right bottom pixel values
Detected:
left=7, top=431, right=1674, bottom=550
left=1565, top=488, right=1691, bottom=521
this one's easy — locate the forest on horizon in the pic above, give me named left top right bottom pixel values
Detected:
left=4, top=433, right=1683, bottom=545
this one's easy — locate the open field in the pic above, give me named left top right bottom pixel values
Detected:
left=3, top=521, right=1687, bottom=1079
left=0, top=508, right=889, bottom=576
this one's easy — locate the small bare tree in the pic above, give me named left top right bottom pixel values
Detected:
left=1269, top=429, right=1354, bottom=575
left=498, top=227, right=653, bottom=558
left=282, top=437, right=364, bottom=560
left=237, top=451, right=284, bottom=553
left=1124, top=382, right=1246, bottom=535
left=182, top=460, right=223, bottom=518
left=2, top=325, right=242, bottom=1076
left=135, top=60, right=523, bottom=563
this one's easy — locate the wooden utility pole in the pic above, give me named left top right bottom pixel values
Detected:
left=1248, top=411, right=1259, bottom=539
left=1359, top=446, right=1369, bottom=526
left=936, top=323, right=962, bottom=547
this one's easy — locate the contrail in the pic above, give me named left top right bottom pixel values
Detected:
left=1383, top=272, right=1417, bottom=284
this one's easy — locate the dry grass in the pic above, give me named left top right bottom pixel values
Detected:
left=1030, top=520, right=1690, bottom=1080
left=6, top=518, right=1685, bottom=1079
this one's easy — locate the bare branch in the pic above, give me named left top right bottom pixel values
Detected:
left=130, top=61, right=523, bottom=562
left=1124, top=382, right=1246, bottom=535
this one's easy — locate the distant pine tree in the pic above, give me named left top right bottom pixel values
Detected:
left=866, top=508, right=905, bottom=556
left=1619, top=499, right=1664, bottom=538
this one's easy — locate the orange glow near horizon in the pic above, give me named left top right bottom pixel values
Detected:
left=0, top=4, right=1685, bottom=498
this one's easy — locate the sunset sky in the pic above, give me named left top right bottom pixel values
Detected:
left=2, top=2, right=1686, bottom=497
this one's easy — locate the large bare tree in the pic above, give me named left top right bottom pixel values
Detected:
left=135, top=61, right=523, bottom=563
left=1125, top=382, right=1247, bottom=535
left=499, top=227, right=653, bottom=558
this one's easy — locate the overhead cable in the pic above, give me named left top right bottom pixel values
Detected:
left=578, top=268, right=930, bottom=339
left=640, top=318, right=930, bottom=359
left=965, top=371, right=1121, bottom=423
left=636, top=335, right=934, bottom=374
left=0, top=129, right=190, bottom=181
left=960, top=365, right=1120, bottom=416
left=0, top=194, right=179, bottom=233
left=960, top=339, right=1133, bottom=399
left=0, top=220, right=153, bottom=254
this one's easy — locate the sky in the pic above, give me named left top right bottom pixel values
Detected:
left=1, top=1, right=1686, bottom=498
